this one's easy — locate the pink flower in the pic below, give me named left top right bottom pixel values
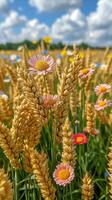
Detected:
left=28, top=54, right=56, bottom=75
left=95, top=99, right=112, bottom=111
left=53, top=163, right=74, bottom=187
left=43, top=95, right=59, bottom=109
left=95, top=84, right=111, bottom=96
left=79, top=68, right=94, bottom=79
left=72, top=133, right=88, bottom=144
left=83, top=128, right=98, bottom=136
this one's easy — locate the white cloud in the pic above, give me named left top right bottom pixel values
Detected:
left=0, top=17, right=49, bottom=43
left=17, top=19, right=49, bottom=41
left=87, top=0, right=112, bottom=46
left=0, top=0, right=112, bottom=47
left=0, top=10, right=27, bottom=29
left=0, top=0, right=13, bottom=12
left=51, top=9, right=87, bottom=44
left=29, top=0, right=81, bottom=12
left=51, top=0, right=112, bottom=46
left=0, top=10, right=27, bottom=43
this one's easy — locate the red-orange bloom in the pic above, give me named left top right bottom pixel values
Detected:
left=72, top=134, right=88, bottom=144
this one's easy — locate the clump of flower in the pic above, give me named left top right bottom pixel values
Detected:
left=72, top=134, right=88, bottom=144
left=83, top=128, right=99, bottom=136
left=67, top=50, right=73, bottom=56
left=53, top=163, right=74, bottom=187
left=0, top=91, right=8, bottom=101
left=95, top=99, right=112, bottom=111
left=56, top=54, right=62, bottom=66
left=43, top=36, right=52, bottom=44
left=28, top=54, right=56, bottom=75
left=3, top=77, right=11, bottom=83
left=79, top=52, right=84, bottom=59
left=32, top=40, right=37, bottom=44
left=69, top=56, right=74, bottom=63
left=42, top=50, right=48, bottom=55
left=95, top=84, right=111, bottom=96
left=61, top=49, right=67, bottom=57
left=17, top=46, right=23, bottom=51
left=79, top=68, right=94, bottom=79
left=43, top=95, right=60, bottom=109
left=100, top=63, right=108, bottom=70
left=9, top=54, right=21, bottom=63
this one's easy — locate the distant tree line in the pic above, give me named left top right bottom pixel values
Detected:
left=0, top=40, right=107, bottom=50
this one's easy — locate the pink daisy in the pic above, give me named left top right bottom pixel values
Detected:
left=95, top=84, right=111, bottom=96
left=53, top=163, right=74, bottom=187
left=43, top=95, right=60, bottom=109
left=95, top=99, right=112, bottom=111
left=83, top=128, right=99, bottom=136
left=28, top=54, right=56, bottom=75
left=79, top=68, right=94, bottom=79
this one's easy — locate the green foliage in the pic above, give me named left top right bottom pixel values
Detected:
left=0, top=41, right=95, bottom=50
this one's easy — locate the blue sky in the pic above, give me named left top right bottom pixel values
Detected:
left=5, top=0, right=98, bottom=25
left=0, top=0, right=112, bottom=46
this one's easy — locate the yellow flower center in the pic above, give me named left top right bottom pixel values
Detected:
left=76, top=137, right=83, bottom=143
left=58, top=169, right=70, bottom=180
left=35, top=60, right=49, bottom=71
left=99, top=87, right=106, bottom=93
left=81, top=68, right=89, bottom=74
left=98, top=101, right=106, bottom=107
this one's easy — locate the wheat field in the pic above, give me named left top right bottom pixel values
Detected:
left=0, top=43, right=112, bottom=200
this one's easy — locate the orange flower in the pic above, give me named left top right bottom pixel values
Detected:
left=72, top=134, right=88, bottom=144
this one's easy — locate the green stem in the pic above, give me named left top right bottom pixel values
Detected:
left=14, top=170, right=18, bottom=200
left=69, top=184, right=73, bottom=200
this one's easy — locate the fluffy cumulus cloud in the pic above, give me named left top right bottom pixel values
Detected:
left=0, top=15, right=49, bottom=43
left=29, top=0, right=81, bottom=12
left=0, top=10, right=27, bottom=29
left=52, top=0, right=112, bottom=46
left=0, top=0, right=13, bottom=12
left=0, top=10, right=27, bottom=43
left=17, top=19, right=49, bottom=41
left=52, top=9, right=87, bottom=44
left=87, top=0, right=112, bottom=46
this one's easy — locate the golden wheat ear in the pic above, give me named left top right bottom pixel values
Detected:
left=108, top=140, right=112, bottom=199
left=29, top=149, right=56, bottom=200
left=0, top=122, right=20, bottom=168
left=86, top=103, right=95, bottom=134
left=0, top=169, right=13, bottom=200
left=81, top=173, right=94, bottom=200
left=61, top=117, right=77, bottom=168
